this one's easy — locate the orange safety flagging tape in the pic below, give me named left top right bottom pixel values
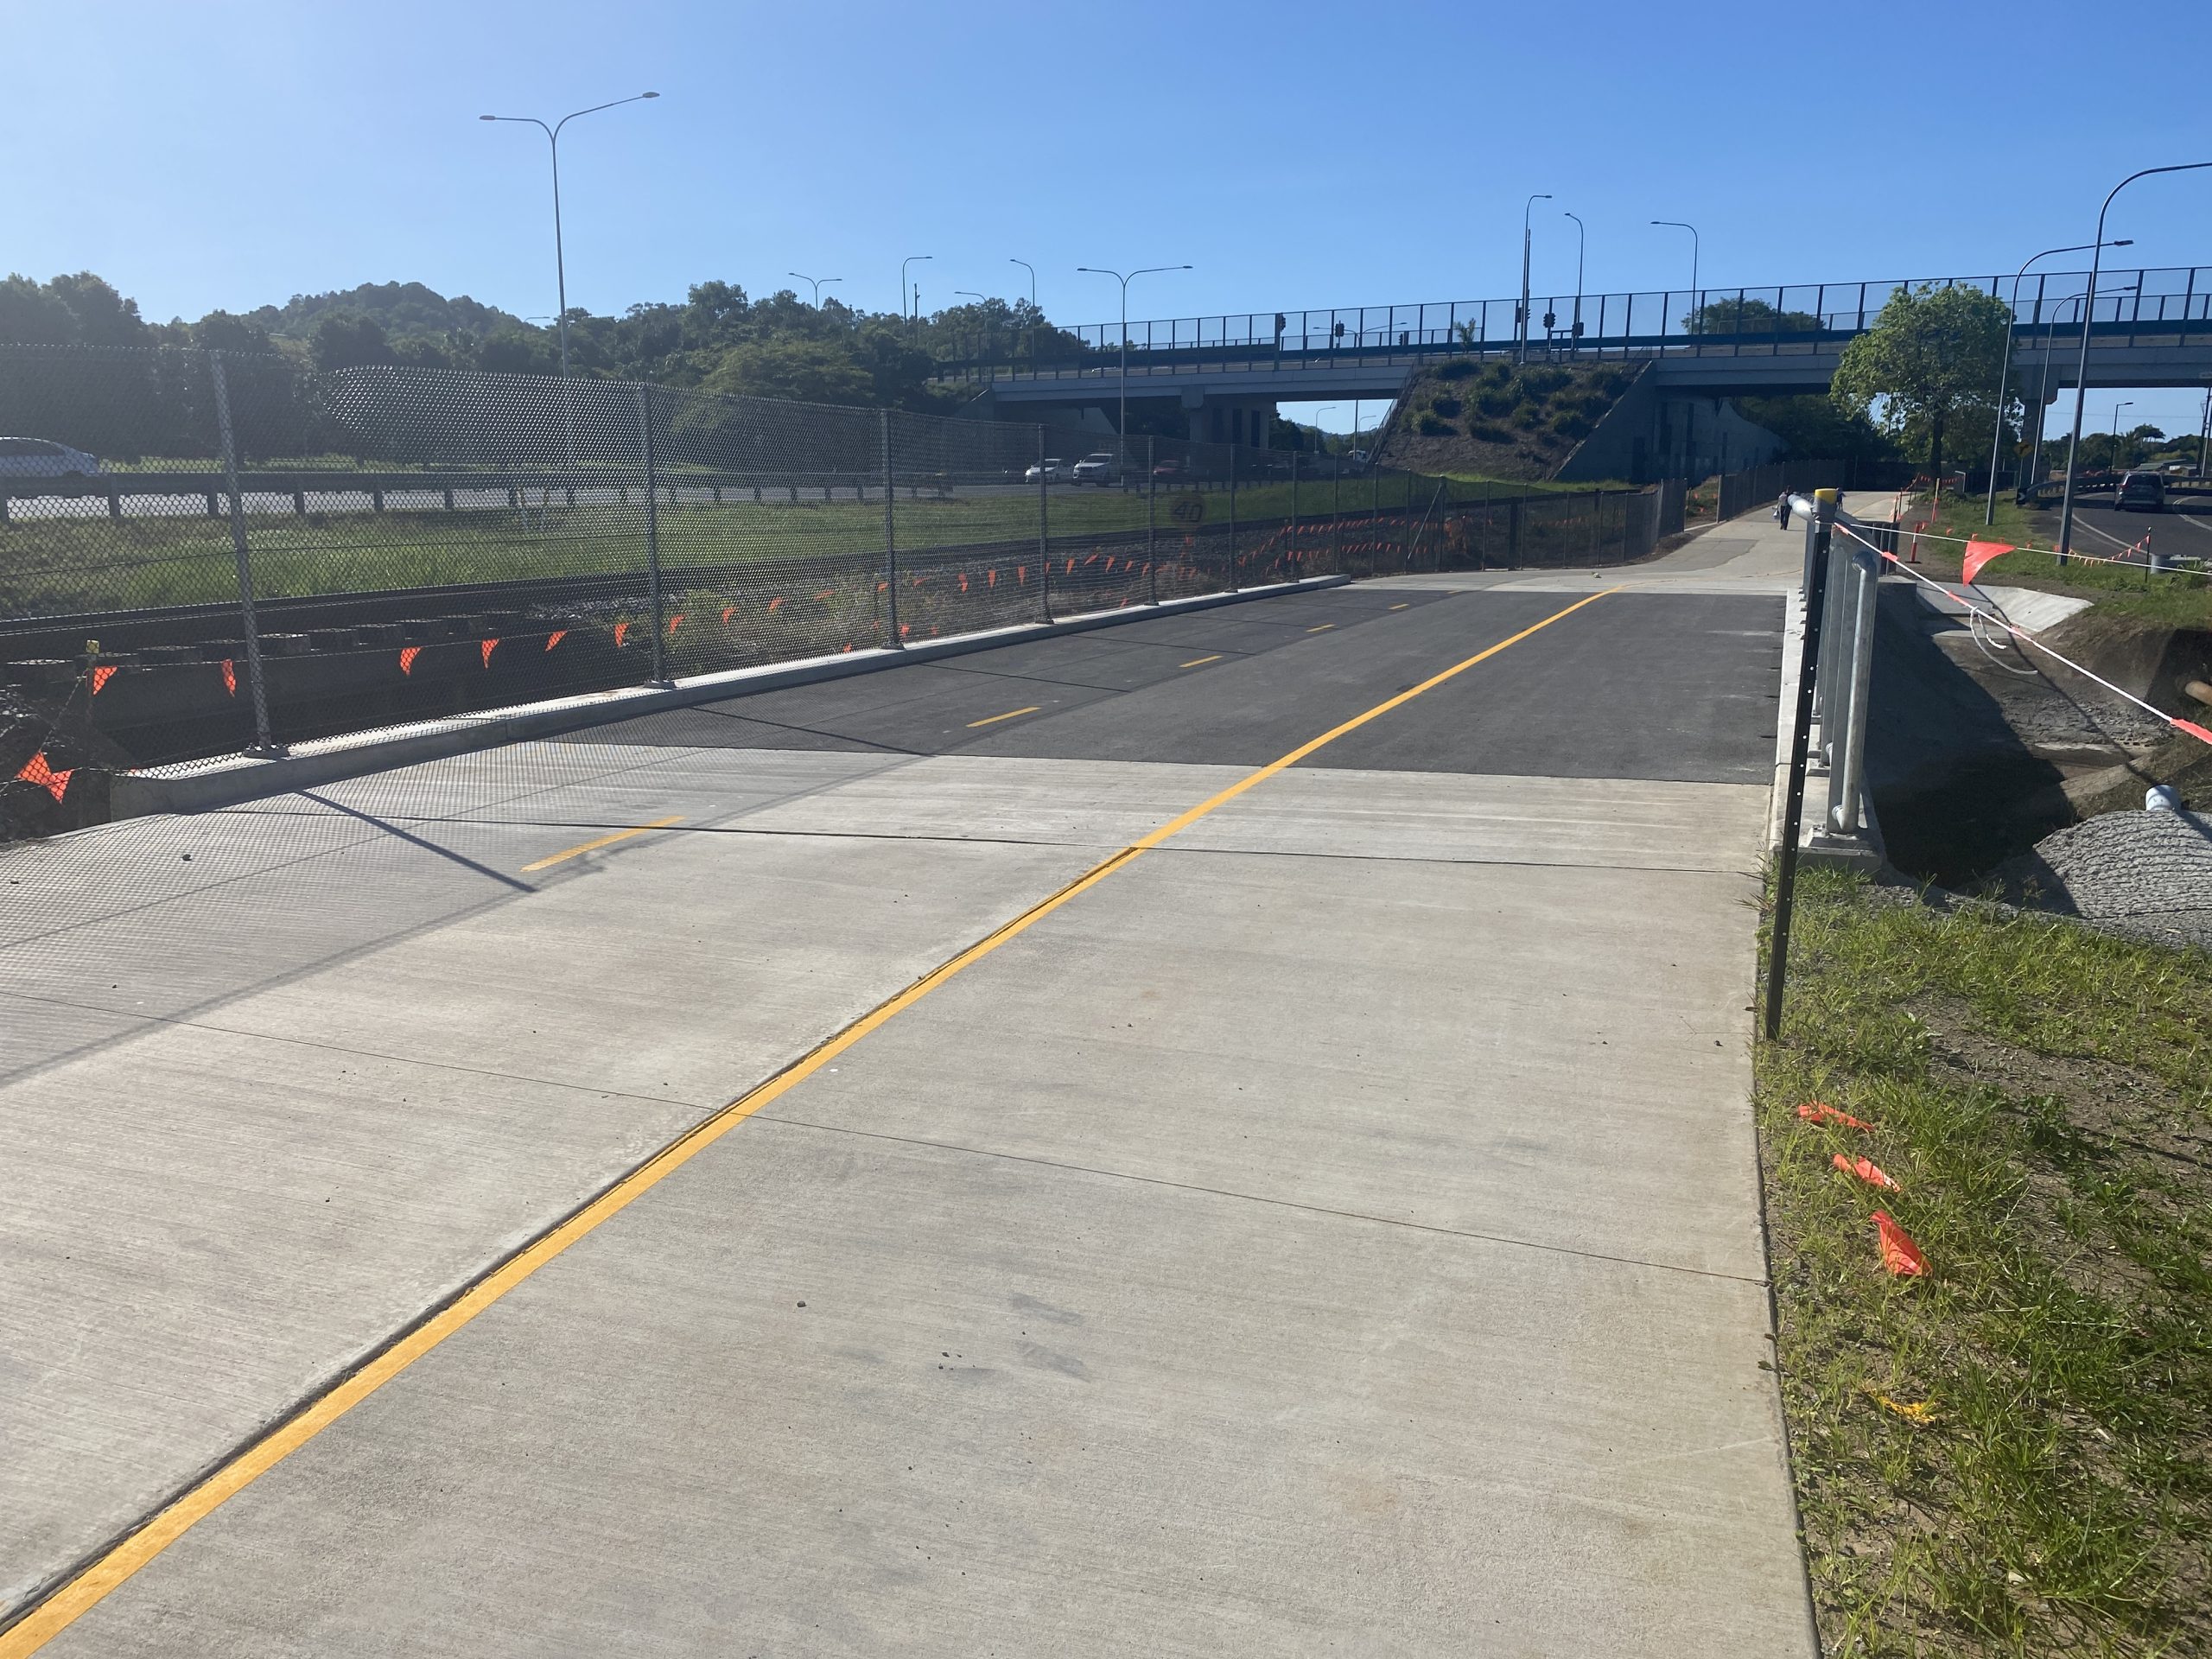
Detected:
left=1798, top=1101, right=1872, bottom=1130
left=1065, top=557, right=1075, bottom=575
left=480, top=639, right=499, bottom=667
left=544, top=630, right=567, bottom=652
left=1017, top=566, right=1027, bottom=585
left=767, top=598, right=784, bottom=613
left=220, top=659, right=236, bottom=696
left=613, top=623, right=630, bottom=647
left=1833, top=1153, right=1900, bottom=1192
left=988, top=569, right=998, bottom=588
left=1872, top=1211, right=1928, bottom=1277
left=899, top=623, right=911, bottom=639
left=398, top=646, right=421, bottom=675
left=89, top=664, right=117, bottom=695
left=958, top=574, right=969, bottom=593
left=1961, top=538, right=2015, bottom=585
left=2177, top=719, right=2212, bottom=745
left=15, top=752, right=72, bottom=802
left=721, top=606, right=737, bottom=625
left=875, top=582, right=887, bottom=594
left=666, top=614, right=684, bottom=637
left=814, top=590, right=835, bottom=602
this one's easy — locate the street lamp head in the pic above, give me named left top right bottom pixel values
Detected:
left=2112, top=238, right=2134, bottom=247
left=479, top=114, right=496, bottom=121
left=640, top=91, right=659, bottom=99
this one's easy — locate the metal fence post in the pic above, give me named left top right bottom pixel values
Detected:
left=1509, top=493, right=1523, bottom=565
left=639, top=384, right=669, bottom=686
left=208, top=350, right=282, bottom=756
left=1146, top=435, right=1159, bottom=604
left=882, top=409, right=900, bottom=647
left=1402, top=470, right=1415, bottom=569
left=1227, top=445, right=1239, bottom=592
left=1332, top=453, right=1343, bottom=571
left=1591, top=488, right=1603, bottom=562
left=1037, top=427, right=1052, bottom=622
left=1289, top=450, right=1300, bottom=578
left=1765, top=493, right=1835, bottom=1039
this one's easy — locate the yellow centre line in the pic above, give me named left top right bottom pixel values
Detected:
left=1179, top=654, right=1223, bottom=668
left=965, top=705, right=1040, bottom=729
left=0, top=585, right=1616, bottom=1657
left=1389, top=602, right=1410, bottom=611
left=1306, top=624, right=1335, bottom=633
left=518, top=815, right=683, bottom=873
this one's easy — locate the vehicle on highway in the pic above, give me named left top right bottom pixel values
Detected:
left=1151, top=456, right=1185, bottom=480
left=1071, top=453, right=1120, bottom=486
left=0, top=437, right=104, bottom=477
left=1025, top=458, right=1067, bottom=484
left=2117, top=470, right=2167, bottom=512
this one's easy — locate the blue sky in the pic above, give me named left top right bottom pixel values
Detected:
left=7, top=0, right=2210, bottom=435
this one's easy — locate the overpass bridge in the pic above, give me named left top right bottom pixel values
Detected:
left=945, top=266, right=2212, bottom=455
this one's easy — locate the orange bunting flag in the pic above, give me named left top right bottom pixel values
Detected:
left=766, top=598, right=784, bottom=613
left=1797, top=1101, right=1871, bottom=1130
left=1833, top=1153, right=1900, bottom=1192
left=220, top=658, right=237, bottom=696
left=721, top=606, right=736, bottom=626
left=1065, top=557, right=1075, bottom=575
left=480, top=639, right=499, bottom=666
left=815, top=590, right=835, bottom=601
left=899, top=623, right=911, bottom=639
left=613, top=622, right=630, bottom=647
left=15, top=752, right=72, bottom=803
left=1017, top=565, right=1027, bottom=585
left=2175, top=719, right=2212, bottom=746
left=1961, top=538, right=2015, bottom=586
left=667, top=613, right=685, bottom=637
left=876, top=582, right=888, bottom=594
left=988, top=569, right=998, bottom=588
left=544, top=629, right=568, bottom=652
left=1872, top=1211, right=1928, bottom=1277
left=958, top=574, right=969, bottom=593
left=398, top=645, right=422, bottom=675
left=89, top=664, right=117, bottom=695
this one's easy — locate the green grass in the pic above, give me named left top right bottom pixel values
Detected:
left=1900, top=490, right=2212, bottom=630
left=1759, top=870, right=2212, bottom=1656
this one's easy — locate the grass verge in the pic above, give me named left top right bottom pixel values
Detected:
left=1759, top=868, right=2211, bottom=1656
left=1893, top=490, right=2212, bottom=630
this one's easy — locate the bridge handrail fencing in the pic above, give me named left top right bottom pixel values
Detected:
left=944, top=265, right=2212, bottom=379
left=0, top=342, right=1676, bottom=831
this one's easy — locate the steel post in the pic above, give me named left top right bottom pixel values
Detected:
left=640, top=384, right=668, bottom=685
left=1829, top=548, right=1878, bottom=837
left=1037, top=427, right=1052, bottom=621
left=1146, top=435, right=1159, bottom=603
left=1764, top=494, right=1835, bottom=1039
left=882, top=409, right=899, bottom=646
left=208, top=351, right=282, bottom=756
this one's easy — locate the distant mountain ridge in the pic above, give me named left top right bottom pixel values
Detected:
left=242, top=281, right=529, bottom=342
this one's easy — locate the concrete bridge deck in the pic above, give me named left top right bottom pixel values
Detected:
left=3, top=527, right=1816, bottom=1656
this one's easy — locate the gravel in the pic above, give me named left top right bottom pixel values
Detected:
left=1999, top=807, right=2212, bottom=950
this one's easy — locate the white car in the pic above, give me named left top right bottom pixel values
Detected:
left=1071, top=452, right=1120, bottom=486
left=0, top=437, right=104, bottom=477
left=1024, top=459, right=1067, bottom=484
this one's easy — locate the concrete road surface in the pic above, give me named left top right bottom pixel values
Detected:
left=1, top=521, right=1816, bottom=1656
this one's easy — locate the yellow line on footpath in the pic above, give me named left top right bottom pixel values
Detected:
left=1179, top=654, right=1223, bottom=668
left=519, top=815, right=684, bottom=873
left=1389, top=602, right=1411, bottom=611
left=0, top=585, right=1617, bottom=1656
left=1305, top=624, right=1335, bottom=633
left=964, top=705, right=1041, bottom=729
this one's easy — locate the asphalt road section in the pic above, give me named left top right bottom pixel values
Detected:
left=1, top=526, right=1812, bottom=1656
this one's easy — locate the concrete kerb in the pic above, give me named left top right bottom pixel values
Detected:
left=110, top=575, right=1351, bottom=818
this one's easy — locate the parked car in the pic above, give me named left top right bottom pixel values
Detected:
left=2117, top=470, right=2166, bottom=512
left=1071, top=452, right=1120, bottom=486
left=1024, top=459, right=1067, bottom=484
left=0, top=437, right=104, bottom=477
left=1151, top=456, right=1185, bottom=480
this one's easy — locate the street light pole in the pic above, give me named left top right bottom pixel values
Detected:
left=1985, top=239, right=2127, bottom=525
left=900, top=255, right=933, bottom=333
left=789, top=272, right=842, bottom=308
left=1563, top=211, right=1586, bottom=354
left=1076, top=263, right=1192, bottom=462
left=1650, top=220, right=1699, bottom=334
left=2112, top=399, right=2134, bottom=469
left=1009, top=257, right=1038, bottom=370
left=480, top=92, right=659, bottom=378
left=2057, top=162, right=2212, bottom=562
left=1519, top=194, right=1552, bottom=363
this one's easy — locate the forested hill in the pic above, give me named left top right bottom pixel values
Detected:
left=242, top=281, right=526, bottom=342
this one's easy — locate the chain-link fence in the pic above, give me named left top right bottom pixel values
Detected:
left=2, top=343, right=1676, bottom=835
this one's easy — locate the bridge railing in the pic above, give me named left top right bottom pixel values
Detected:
left=941, top=267, right=2212, bottom=380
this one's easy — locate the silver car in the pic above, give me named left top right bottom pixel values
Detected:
left=1071, top=452, right=1120, bottom=486
left=1024, top=459, right=1067, bottom=484
left=0, top=436, right=104, bottom=477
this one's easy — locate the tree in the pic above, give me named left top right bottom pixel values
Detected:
left=1829, top=284, right=2012, bottom=478
left=1681, top=296, right=1822, bottom=336
left=1736, top=395, right=1896, bottom=463
left=308, top=312, right=399, bottom=373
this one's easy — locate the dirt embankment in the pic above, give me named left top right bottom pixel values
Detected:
left=1373, top=359, right=1637, bottom=480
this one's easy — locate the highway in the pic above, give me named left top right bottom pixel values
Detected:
left=2056, top=497, right=2212, bottom=563
left=0, top=521, right=1815, bottom=1656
